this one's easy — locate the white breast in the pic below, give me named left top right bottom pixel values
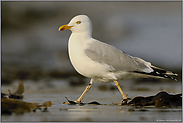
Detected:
left=68, top=33, right=117, bottom=82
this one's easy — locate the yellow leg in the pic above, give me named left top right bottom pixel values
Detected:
left=114, top=80, right=127, bottom=103
left=74, top=79, right=94, bottom=103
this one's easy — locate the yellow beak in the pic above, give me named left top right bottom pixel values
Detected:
left=58, top=24, right=73, bottom=31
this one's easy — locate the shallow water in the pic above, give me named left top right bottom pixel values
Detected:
left=1, top=79, right=182, bottom=122
left=1, top=102, right=182, bottom=122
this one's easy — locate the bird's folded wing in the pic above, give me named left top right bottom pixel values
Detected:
left=85, top=40, right=153, bottom=73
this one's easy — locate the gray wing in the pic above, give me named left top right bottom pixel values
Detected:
left=85, top=40, right=153, bottom=73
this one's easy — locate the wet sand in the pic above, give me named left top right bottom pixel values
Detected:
left=1, top=79, right=182, bottom=122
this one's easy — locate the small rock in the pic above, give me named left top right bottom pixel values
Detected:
left=88, top=101, right=101, bottom=105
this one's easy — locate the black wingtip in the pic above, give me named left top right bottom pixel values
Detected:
left=133, top=69, right=177, bottom=81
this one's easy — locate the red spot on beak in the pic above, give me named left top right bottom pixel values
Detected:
left=60, top=28, right=65, bottom=31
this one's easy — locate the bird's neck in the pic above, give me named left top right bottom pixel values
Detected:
left=71, top=31, right=92, bottom=40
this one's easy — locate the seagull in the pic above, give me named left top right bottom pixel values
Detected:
left=58, top=15, right=177, bottom=104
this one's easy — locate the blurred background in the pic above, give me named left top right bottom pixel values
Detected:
left=1, top=1, right=181, bottom=85
left=1, top=2, right=182, bottom=121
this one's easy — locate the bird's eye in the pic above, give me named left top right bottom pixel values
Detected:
left=76, top=21, right=81, bottom=24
